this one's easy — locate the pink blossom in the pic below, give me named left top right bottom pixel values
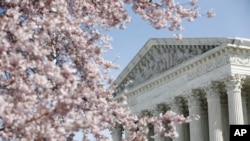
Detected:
left=189, top=0, right=198, bottom=6
left=207, top=9, right=216, bottom=18
left=0, top=0, right=212, bottom=140
left=174, top=33, right=182, bottom=40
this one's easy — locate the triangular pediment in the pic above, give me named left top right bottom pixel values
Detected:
left=113, top=38, right=234, bottom=95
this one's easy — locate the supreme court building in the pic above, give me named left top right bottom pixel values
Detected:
left=111, top=37, right=250, bottom=141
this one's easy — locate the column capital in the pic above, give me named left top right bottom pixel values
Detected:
left=204, top=81, right=222, bottom=100
left=141, top=106, right=157, bottom=117
left=186, top=89, right=208, bottom=115
left=224, top=74, right=246, bottom=92
left=171, top=96, right=186, bottom=114
left=110, top=123, right=123, bottom=132
left=115, top=123, right=123, bottom=131
left=175, top=95, right=189, bottom=117
left=186, top=94, right=198, bottom=107
left=141, top=110, right=151, bottom=117
left=156, top=103, right=171, bottom=114
left=175, top=96, right=185, bottom=104
left=187, top=89, right=205, bottom=107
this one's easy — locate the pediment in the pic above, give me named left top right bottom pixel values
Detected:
left=113, top=38, right=234, bottom=95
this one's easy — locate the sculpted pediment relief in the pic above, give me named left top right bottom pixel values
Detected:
left=128, top=45, right=215, bottom=86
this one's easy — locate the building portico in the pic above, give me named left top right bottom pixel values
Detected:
left=111, top=38, right=250, bottom=141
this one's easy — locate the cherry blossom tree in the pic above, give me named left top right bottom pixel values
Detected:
left=0, top=0, right=213, bottom=140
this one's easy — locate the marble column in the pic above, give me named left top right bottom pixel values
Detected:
left=205, top=82, right=223, bottom=141
left=224, top=74, right=245, bottom=124
left=188, top=89, right=209, bottom=141
left=164, top=103, right=173, bottom=141
left=141, top=109, right=155, bottom=141
left=242, top=90, right=248, bottom=124
left=154, top=124, right=167, bottom=141
left=111, top=124, right=123, bottom=141
left=172, top=97, right=189, bottom=141
left=154, top=103, right=170, bottom=141
left=220, top=92, right=229, bottom=141
left=247, top=90, right=250, bottom=124
left=124, top=129, right=130, bottom=140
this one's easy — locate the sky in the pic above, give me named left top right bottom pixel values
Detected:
left=104, top=0, right=250, bottom=79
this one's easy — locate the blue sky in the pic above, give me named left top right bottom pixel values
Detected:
left=105, top=0, right=250, bottom=79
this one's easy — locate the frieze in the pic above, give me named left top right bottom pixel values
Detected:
left=187, top=55, right=229, bottom=81
left=128, top=97, right=137, bottom=106
left=229, top=54, right=250, bottom=65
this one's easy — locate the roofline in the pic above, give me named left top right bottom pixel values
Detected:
left=112, top=37, right=250, bottom=88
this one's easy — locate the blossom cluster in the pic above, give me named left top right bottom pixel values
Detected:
left=128, top=0, right=214, bottom=39
left=0, top=0, right=208, bottom=140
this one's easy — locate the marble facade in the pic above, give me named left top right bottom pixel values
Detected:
left=111, top=38, right=250, bottom=141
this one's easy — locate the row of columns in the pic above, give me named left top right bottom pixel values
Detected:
left=111, top=74, right=249, bottom=141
